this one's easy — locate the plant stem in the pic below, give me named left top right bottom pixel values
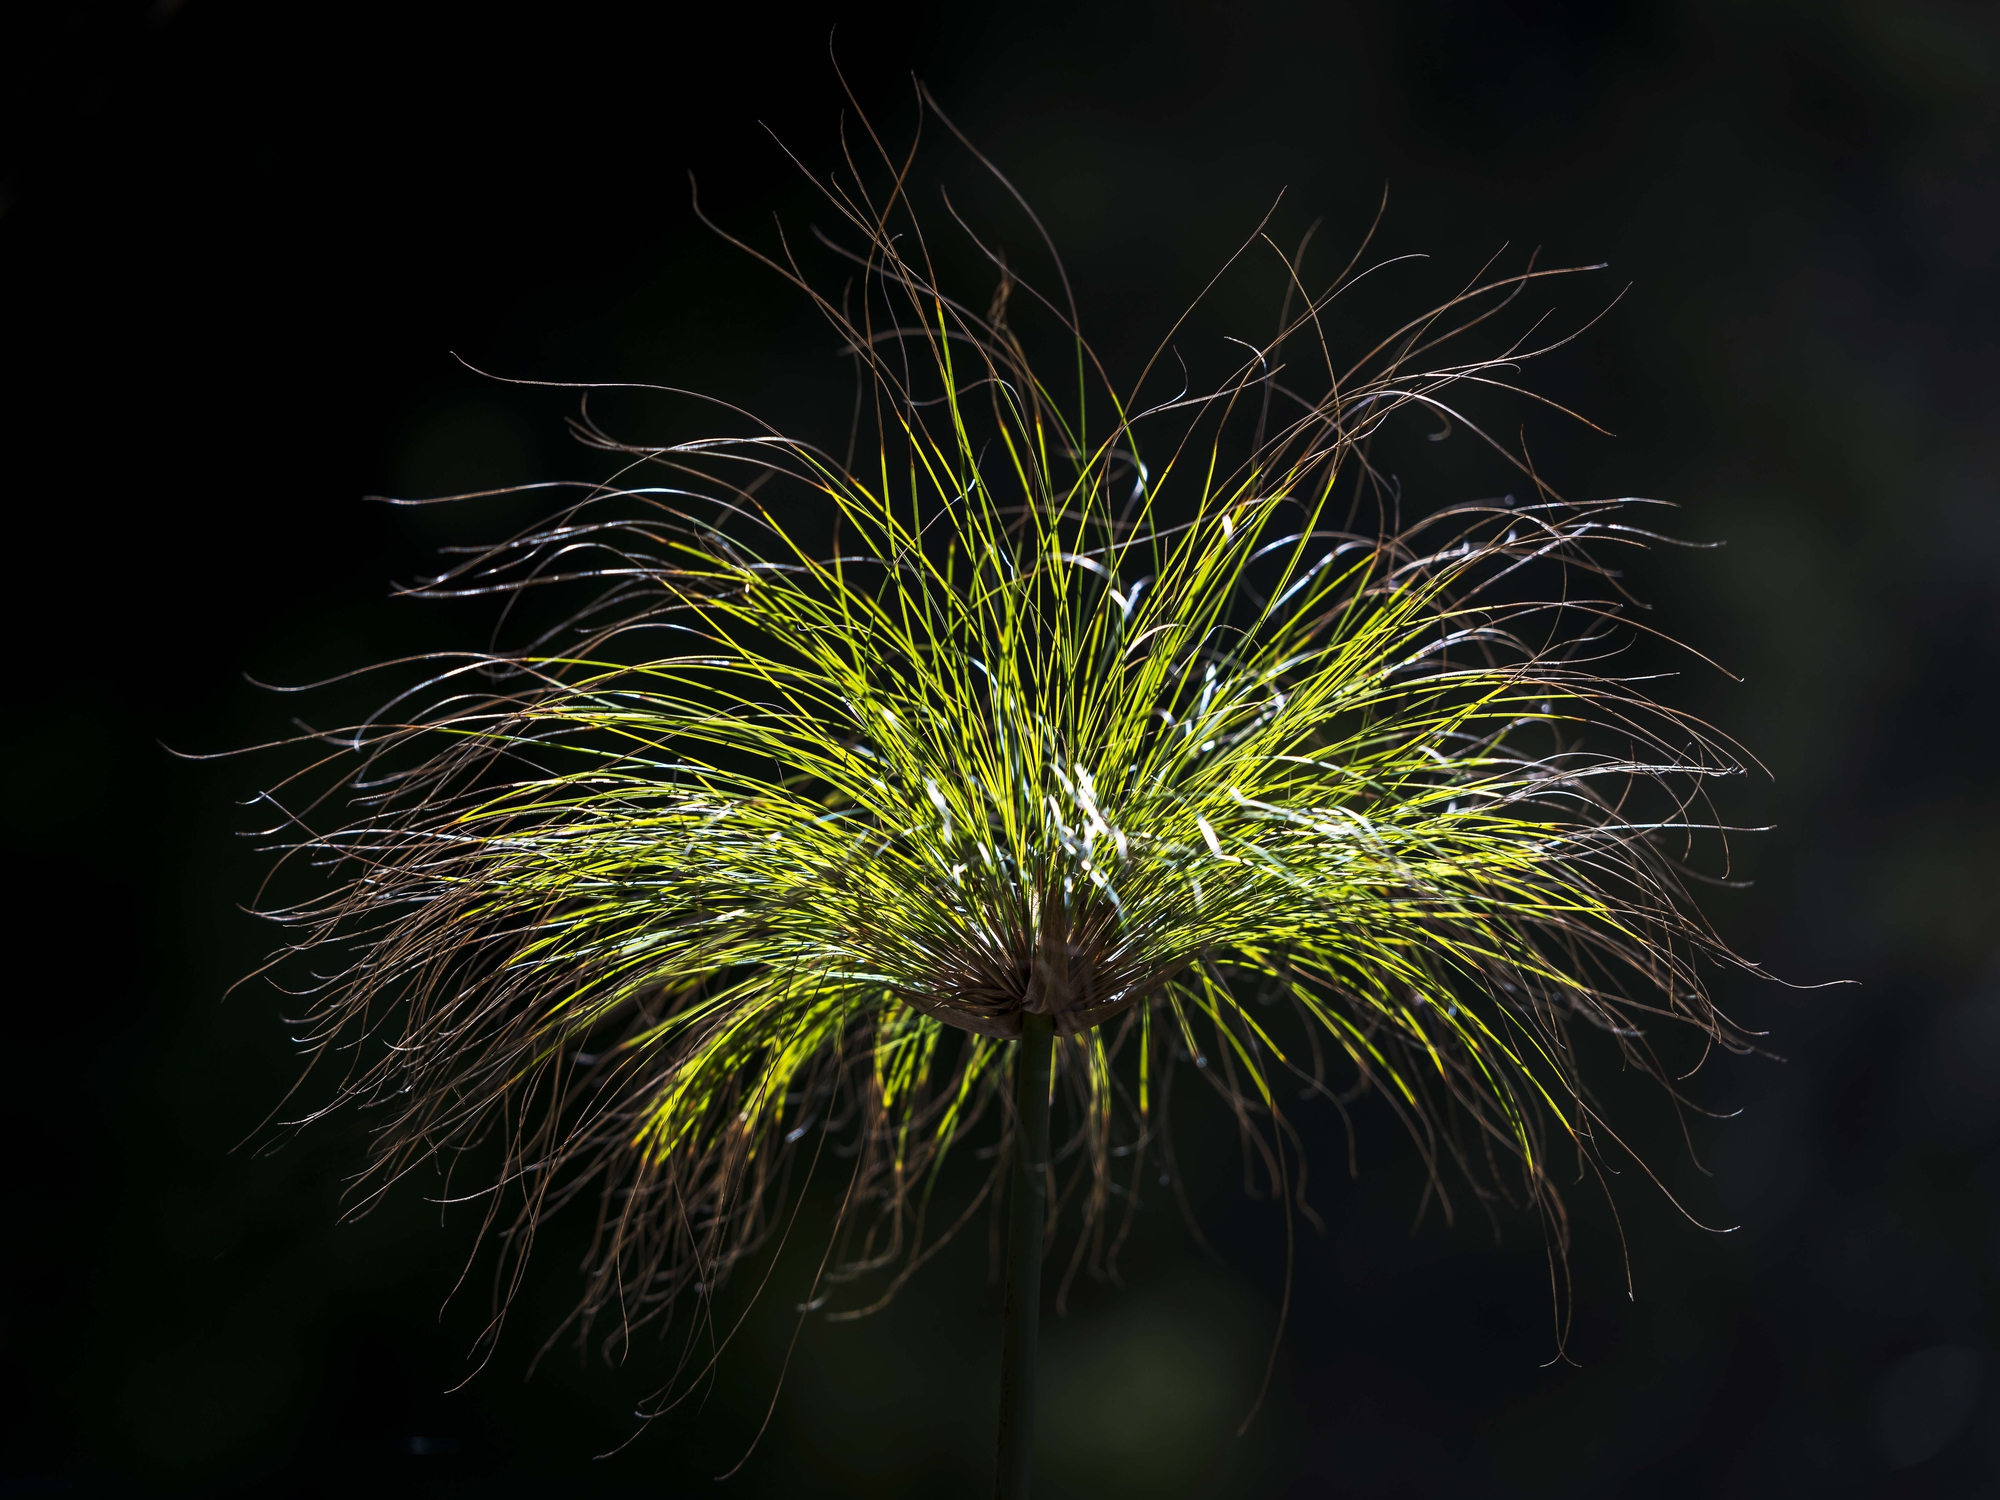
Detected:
left=994, top=1009, right=1055, bottom=1500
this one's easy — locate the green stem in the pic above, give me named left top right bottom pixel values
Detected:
left=994, top=1009, right=1055, bottom=1500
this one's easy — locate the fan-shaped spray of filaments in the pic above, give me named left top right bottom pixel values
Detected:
left=244, top=105, right=1758, bottom=1426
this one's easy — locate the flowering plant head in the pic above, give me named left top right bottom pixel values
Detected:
left=250, top=100, right=1752, bottom=1380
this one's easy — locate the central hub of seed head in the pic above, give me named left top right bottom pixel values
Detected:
left=897, top=920, right=1187, bottom=1041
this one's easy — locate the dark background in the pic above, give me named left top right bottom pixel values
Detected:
left=4, top=1, right=1997, bottom=1495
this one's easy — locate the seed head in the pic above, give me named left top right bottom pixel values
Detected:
left=245, top=100, right=1756, bottom=1378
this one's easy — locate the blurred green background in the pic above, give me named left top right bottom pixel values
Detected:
left=3, top=1, right=1997, bottom=1494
